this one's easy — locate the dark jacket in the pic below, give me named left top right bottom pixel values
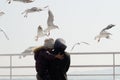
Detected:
left=34, top=46, right=56, bottom=80
left=48, top=38, right=71, bottom=80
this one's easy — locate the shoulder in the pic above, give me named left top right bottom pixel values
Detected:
left=33, top=46, right=47, bottom=54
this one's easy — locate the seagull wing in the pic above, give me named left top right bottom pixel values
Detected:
left=31, top=7, right=38, bottom=11
left=43, top=5, right=49, bottom=9
left=22, top=46, right=35, bottom=53
left=101, top=24, right=115, bottom=32
left=19, top=46, right=36, bottom=58
left=35, top=25, right=47, bottom=41
left=13, top=0, right=34, bottom=3
left=71, top=43, right=80, bottom=51
left=47, top=9, right=54, bottom=26
left=80, top=42, right=90, bottom=45
left=71, top=42, right=90, bottom=51
left=2, top=31, right=9, bottom=40
left=0, top=28, right=9, bottom=40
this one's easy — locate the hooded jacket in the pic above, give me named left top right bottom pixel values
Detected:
left=34, top=46, right=56, bottom=80
left=48, top=38, right=71, bottom=80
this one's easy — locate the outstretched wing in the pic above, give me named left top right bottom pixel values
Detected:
left=71, top=42, right=90, bottom=51
left=13, top=0, right=34, bottom=3
left=80, top=42, right=90, bottom=45
left=71, top=43, right=80, bottom=51
left=0, top=28, right=9, bottom=40
left=19, top=46, right=36, bottom=59
left=101, top=24, right=115, bottom=32
left=47, top=9, right=54, bottom=26
left=30, top=7, right=38, bottom=11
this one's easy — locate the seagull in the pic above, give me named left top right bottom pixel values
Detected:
left=44, top=9, right=59, bottom=35
left=95, top=24, right=115, bottom=42
left=35, top=25, right=49, bottom=41
left=71, top=42, right=90, bottom=51
left=0, top=27, right=9, bottom=40
left=21, top=6, right=48, bottom=18
left=19, top=46, right=36, bottom=59
left=0, top=11, right=5, bottom=16
left=7, top=0, right=35, bottom=4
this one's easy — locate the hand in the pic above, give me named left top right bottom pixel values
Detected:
left=55, top=53, right=64, bottom=60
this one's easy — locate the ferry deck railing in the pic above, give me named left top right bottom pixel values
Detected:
left=0, top=52, right=120, bottom=80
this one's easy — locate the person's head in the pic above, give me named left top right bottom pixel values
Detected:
left=44, top=38, right=54, bottom=51
left=54, top=38, right=67, bottom=54
left=33, top=38, right=54, bottom=54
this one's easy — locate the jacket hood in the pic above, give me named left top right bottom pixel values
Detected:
left=54, top=38, right=67, bottom=54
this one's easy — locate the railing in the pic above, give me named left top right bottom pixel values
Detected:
left=0, top=52, right=120, bottom=80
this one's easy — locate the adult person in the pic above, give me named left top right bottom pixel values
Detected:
left=48, top=38, right=71, bottom=80
left=33, top=38, right=64, bottom=80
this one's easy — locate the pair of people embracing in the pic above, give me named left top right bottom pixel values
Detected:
left=34, top=38, right=70, bottom=80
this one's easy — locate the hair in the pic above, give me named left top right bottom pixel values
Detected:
left=33, top=38, right=54, bottom=54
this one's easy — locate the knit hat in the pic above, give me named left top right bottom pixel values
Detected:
left=44, top=38, right=54, bottom=49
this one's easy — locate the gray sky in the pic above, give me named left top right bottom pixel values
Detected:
left=0, top=0, right=120, bottom=54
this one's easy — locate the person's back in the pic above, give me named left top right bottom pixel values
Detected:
left=34, top=38, right=55, bottom=80
left=48, top=38, right=71, bottom=80
left=34, top=46, right=53, bottom=80
left=34, top=38, right=64, bottom=80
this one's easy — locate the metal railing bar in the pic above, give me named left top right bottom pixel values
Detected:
left=0, top=52, right=120, bottom=56
left=0, top=75, right=35, bottom=77
left=113, top=53, right=115, bottom=80
left=70, top=65, right=120, bottom=67
left=10, top=55, right=12, bottom=80
left=69, top=52, right=120, bottom=55
left=67, top=74, right=120, bottom=76
left=0, top=66, right=34, bottom=68
left=1, top=74, right=120, bottom=77
left=0, top=52, right=120, bottom=80
left=1, top=65, right=120, bottom=68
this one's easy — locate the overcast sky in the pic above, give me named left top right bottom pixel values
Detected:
left=0, top=0, right=120, bottom=54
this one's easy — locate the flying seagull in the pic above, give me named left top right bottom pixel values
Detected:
left=95, top=24, right=115, bottom=42
left=71, top=42, right=90, bottom=51
left=44, top=9, right=59, bottom=35
left=21, top=6, right=48, bottom=18
left=19, top=46, right=36, bottom=59
left=35, top=25, right=49, bottom=41
left=0, top=27, right=9, bottom=40
left=7, top=0, right=35, bottom=4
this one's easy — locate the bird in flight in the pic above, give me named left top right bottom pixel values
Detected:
left=44, top=9, right=59, bottom=35
left=0, top=27, right=9, bottom=40
left=7, top=0, right=35, bottom=4
left=35, top=25, right=49, bottom=41
left=19, top=46, right=36, bottom=59
left=71, top=42, right=90, bottom=51
left=95, top=24, right=115, bottom=42
left=21, top=6, right=48, bottom=18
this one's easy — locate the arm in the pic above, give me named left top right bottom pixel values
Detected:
left=44, top=51, right=64, bottom=60
left=64, top=53, right=71, bottom=73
